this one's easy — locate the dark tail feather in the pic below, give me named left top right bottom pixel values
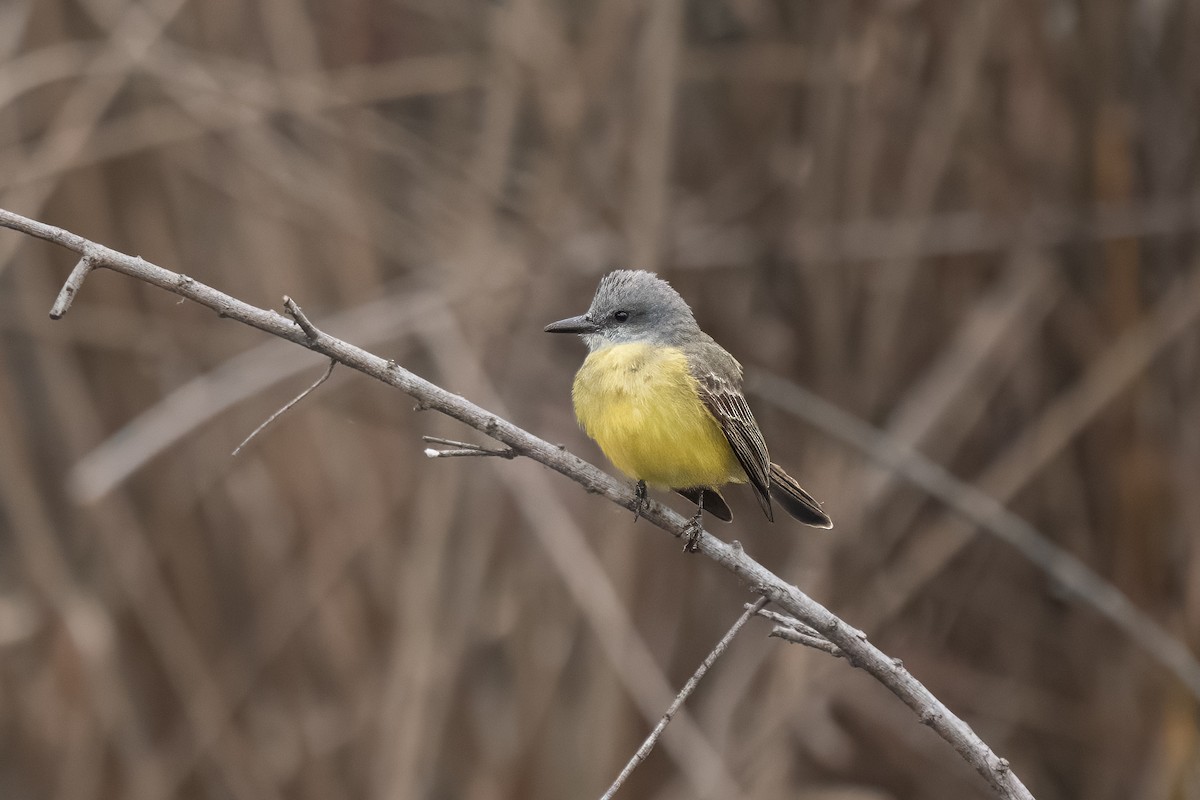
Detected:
left=768, top=463, right=832, bottom=529
left=675, top=487, right=733, bottom=522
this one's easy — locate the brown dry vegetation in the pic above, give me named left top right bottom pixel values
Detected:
left=2, top=1, right=1200, bottom=799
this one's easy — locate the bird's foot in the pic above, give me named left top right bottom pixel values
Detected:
left=632, top=480, right=648, bottom=522
left=682, top=506, right=704, bottom=553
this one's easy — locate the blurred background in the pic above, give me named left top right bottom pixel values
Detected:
left=2, top=1, right=1200, bottom=798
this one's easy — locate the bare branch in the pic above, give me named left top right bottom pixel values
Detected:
left=232, top=359, right=336, bottom=456
left=0, top=206, right=1035, bottom=800
left=601, top=598, right=767, bottom=800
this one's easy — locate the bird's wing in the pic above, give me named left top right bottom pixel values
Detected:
left=687, top=343, right=774, bottom=521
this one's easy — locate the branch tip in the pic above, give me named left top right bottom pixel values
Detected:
left=283, top=296, right=320, bottom=341
left=49, top=254, right=97, bottom=319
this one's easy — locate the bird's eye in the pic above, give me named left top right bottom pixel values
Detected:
left=613, top=310, right=629, bottom=322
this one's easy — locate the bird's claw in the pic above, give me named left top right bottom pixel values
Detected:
left=632, top=480, right=648, bottom=522
left=682, top=507, right=704, bottom=553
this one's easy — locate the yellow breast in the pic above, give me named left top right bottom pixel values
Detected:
left=572, top=343, right=745, bottom=490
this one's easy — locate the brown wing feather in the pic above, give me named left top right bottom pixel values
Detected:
left=687, top=344, right=775, bottom=522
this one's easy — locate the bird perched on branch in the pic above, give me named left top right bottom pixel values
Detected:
left=545, top=269, right=831, bottom=550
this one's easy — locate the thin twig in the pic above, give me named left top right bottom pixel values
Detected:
left=769, top=627, right=845, bottom=657
left=600, top=597, right=768, bottom=800
left=232, top=359, right=336, bottom=456
left=748, top=604, right=829, bottom=639
left=66, top=291, right=446, bottom=503
left=421, top=435, right=516, bottom=459
left=747, top=604, right=848, bottom=658
left=422, top=447, right=513, bottom=458
left=749, top=604, right=808, bottom=631
left=48, top=252, right=96, bottom=319
left=0, top=207, right=1035, bottom=800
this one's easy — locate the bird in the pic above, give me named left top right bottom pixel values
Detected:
left=545, top=269, right=831, bottom=550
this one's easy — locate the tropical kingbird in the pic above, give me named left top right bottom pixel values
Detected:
left=545, top=269, right=831, bottom=549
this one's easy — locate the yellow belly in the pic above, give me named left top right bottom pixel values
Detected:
left=572, top=343, right=745, bottom=489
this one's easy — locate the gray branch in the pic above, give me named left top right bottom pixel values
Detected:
left=0, top=206, right=1035, bottom=800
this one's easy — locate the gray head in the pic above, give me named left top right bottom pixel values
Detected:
left=544, top=270, right=701, bottom=350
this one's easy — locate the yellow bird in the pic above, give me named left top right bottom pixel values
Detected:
left=546, top=270, right=831, bottom=549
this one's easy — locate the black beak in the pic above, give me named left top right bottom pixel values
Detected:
left=544, top=314, right=599, bottom=334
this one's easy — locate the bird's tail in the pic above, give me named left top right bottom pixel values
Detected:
left=769, top=463, right=833, bottom=529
